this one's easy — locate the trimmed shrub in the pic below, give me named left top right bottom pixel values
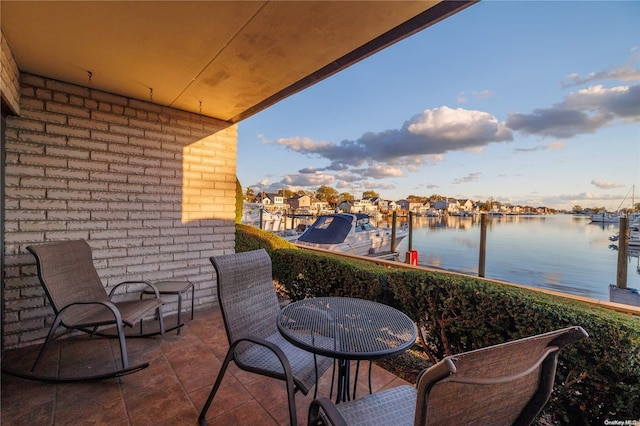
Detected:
left=237, top=224, right=640, bottom=424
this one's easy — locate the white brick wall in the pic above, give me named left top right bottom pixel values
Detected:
left=3, top=73, right=237, bottom=348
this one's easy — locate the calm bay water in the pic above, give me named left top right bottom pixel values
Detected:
left=388, top=214, right=639, bottom=302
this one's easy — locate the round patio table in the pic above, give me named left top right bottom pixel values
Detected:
left=277, top=296, right=417, bottom=403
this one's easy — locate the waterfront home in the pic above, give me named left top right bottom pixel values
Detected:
left=256, top=192, right=288, bottom=212
left=287, top=194, right=312, bottom=212
left=396, top=199, right=426, bottom=214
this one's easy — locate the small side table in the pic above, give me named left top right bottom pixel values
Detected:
left=143, top=281, right=195, bottom=334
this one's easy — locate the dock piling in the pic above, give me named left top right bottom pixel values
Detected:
left=616, top=216, right=628, bottom=289
left=479, top=213, right=488, bottom=277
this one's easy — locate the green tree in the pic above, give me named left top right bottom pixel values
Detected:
left=362, top=190, right=379, bottom=199
left=479, top=197, right=493, bottom=212
left=572, top=205, right=583, bottom=213
left=407, top=194, right=426, bottom=202
left=235, top=177, right=243, bottom=224
left=338, top=192, right=354, bottom=202
left=278, top=189, right=295, bottom=198
left=245, top=187, right=255, bottom=202
left=316, top=185, right=338, bottom=202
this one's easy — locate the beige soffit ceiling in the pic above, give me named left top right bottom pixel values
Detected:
left=1, top=1, right=476, bottom=123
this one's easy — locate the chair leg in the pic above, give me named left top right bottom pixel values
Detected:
left=157, top=306, right=165, bottom=335
left=115, top=321, right=130, bottom=370
left=198, top=348, right=235, bottom=426
left=31, top=314, right=64, bottom=372
left=329, top=359, right=336, bottom=399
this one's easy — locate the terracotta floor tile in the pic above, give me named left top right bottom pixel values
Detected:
left=1, top=399, right=54, bottom=425
left=55, top=394, right=129, bottom=425
left=55, top=379, right=123, bottom=412
left=1, top=306, right=408, bottom=426
left=204, top=399, right=279, bottom=426
left=189, top=369, right=254, bottom=419
left=124, top=381, right=196, bottom=425
left=165, top=343, right=221, bottom=393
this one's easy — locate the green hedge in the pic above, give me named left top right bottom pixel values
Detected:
left=236, top=224, right=640, bottom=424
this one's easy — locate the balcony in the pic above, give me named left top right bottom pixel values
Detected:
left=1, top=306, right=410, bottom=425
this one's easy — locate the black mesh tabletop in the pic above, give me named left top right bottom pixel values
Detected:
left=277, top=297, right=417, bottom=360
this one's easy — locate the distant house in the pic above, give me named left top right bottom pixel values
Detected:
left=396, top=199, right=424, bottom=213
left=367, top=197, right=381, bottom=204
left=255, top=192, right=272, bottom=205
left=445, top=198, right=461, bottom=214
left=459, top=199, right=474, bottom=212
left=287, top=194, right=311, bottom=212
left=337, top=200, right=354, bottom=213
left=416, top=202, right=431, bottom=216
left=256, top=192, right=286, bottom=212
left=355, top=199, right=378, bottom=215
left=387, top=201, right=400, bottom=211
left=310, top=199, right=332, bottom=214
left=432, top=200, right=448, bottom=212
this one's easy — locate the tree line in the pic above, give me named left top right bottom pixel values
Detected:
left=244, top=185, right=584, bottom=213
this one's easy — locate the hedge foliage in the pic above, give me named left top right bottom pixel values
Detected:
left=236, top=224, right=640, bottom=424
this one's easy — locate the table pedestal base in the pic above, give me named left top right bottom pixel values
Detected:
left=333, top=360, right=373, bottom=403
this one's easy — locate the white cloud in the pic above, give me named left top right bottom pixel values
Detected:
left=514, top=141, right=565, bottom=153
left=590, top=180, right=625, bottom=190
left=272, top=106, right=512, bottom=175
left=453, top=172, right=482, bottom=185
left=282, top=173, right=335, bottom=187
left=506, top=84, right=640, bottom=138
left=562, top=67, right=640, bottom=87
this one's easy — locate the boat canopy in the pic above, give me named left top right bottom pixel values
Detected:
left=297, top=214, right=355, bottom=244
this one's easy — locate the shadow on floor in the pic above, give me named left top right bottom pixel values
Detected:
left=1, top=306, right=410, bottom=425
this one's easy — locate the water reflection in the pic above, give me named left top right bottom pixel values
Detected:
left=391, top=214, right=639, bottom=302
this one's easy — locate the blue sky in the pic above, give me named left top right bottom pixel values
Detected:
left=237, top=1, right=640, bottom=211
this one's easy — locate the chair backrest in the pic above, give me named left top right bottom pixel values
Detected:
left=415, top=326, right=588, bottom=426
left=27, top=240, right=109, bottom=314
left=210, top=249, right=280, bottom=354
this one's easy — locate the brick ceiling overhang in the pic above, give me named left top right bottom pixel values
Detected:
left=1, top=1, right=475, bottom=123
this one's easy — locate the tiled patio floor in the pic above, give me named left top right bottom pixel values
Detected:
left=1, top=306, right=410, bottom=425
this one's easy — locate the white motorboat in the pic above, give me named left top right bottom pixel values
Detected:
left=590, top=211, right=620, bottom=224
left=295, top=213, right=408, bottom=256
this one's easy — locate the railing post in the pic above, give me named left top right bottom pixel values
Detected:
left=391, top=211, right=397, bottom=251
left=259, top=208, right=263, bottom=230
left=617, top=216, right=628, bottom=289
left=479, top=213, right=488, bottom=277
left=408, top=211, right=413, bottom=250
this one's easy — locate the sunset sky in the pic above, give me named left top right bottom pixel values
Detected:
left=237, top=1, right=640, bottom=211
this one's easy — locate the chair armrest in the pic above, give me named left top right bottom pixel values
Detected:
left=231, top=335, right=295, bottom=379
left=308, top=397, right=347, bottom=426
left=110, top=280, right=161, bottom=299
left=58, top=300, right=124, bottom=324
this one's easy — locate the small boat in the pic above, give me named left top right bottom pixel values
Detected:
left=590, top=211, right=620, bottom=223
left=295, top=213, right=408, bottom=256
left=611, top=225, right=640, bottom=248
left=629, top=226, right=640, bottom=247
